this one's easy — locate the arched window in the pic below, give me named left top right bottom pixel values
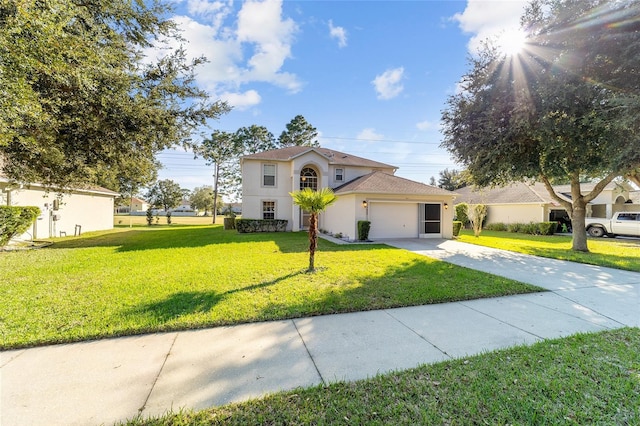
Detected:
left=300, top=167, right=318, bottom=190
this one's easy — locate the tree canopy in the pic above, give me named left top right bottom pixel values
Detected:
left=0, top=0, right=229, bottom=191
left=441, top=0, right=640, bottom=251
left=145, top=179, right=183, bottom=212
left=278, top=115, right=319, bottom=147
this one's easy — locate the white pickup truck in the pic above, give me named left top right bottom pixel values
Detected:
left=585, top=212, right=640, bottom=238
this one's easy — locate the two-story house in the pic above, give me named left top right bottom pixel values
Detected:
left=241, top=146, right=457, bottom=239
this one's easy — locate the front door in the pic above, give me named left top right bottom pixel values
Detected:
left=419, top=203, right=442, bottom=237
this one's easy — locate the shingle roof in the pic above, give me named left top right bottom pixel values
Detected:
left=242, top=146, right=396, bottom=170
left=454, top=182, right=561, bottom=205
left=334, top=171, right=456, bottom=196
left=0, top=175, right=119, bottom=197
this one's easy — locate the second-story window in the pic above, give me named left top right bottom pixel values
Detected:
left=335, top=168, right=344, bottom=182
left=300, top=167, right=318, bottom=190
left=263, top=164, right=276, bottom=187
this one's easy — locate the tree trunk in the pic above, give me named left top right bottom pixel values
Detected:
left=308, top=213, right=317, bottom=271
left=212, top=162, right=220, bottom=225
left=570, top=202, right=589, bottom=252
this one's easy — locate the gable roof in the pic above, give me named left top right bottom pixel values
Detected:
left=334, top=171, right=456, bottom=196
left=454, top=182, right=562, bottom=205
left=242, top=146, right=396, bottom=170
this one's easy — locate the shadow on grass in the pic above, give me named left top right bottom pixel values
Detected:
left=126, top=271, right=307, bottom=323
left=46, top=226, right=391, bottom=254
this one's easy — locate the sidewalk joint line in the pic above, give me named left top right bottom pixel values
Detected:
left=545, top=290, right=627, bottom=328
left=292, top=319, right=326, bottom=385
left=383, top=309, right=453, bottom=359
left=138, top=332, right=179, bottom=416
left=458, top=301, right=545, bottom=341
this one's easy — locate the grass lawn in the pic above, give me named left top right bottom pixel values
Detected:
left=457, top=230, right=640, bottom=272
left=125, top=328, right=640, bottom=425
left=114, top=214, right=223, bottom=226
left=0, top=225, right=542, bottom=349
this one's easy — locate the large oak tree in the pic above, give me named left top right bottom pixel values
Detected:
left=0, top=0, right=229, bottom=191
left=441, top=0, right=640, bottom=251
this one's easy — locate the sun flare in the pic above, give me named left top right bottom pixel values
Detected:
left=496, top=28, right=527, bottom=56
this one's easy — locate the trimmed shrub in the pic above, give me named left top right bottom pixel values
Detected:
left=507, top=223, right=523, bottom=233
left=357, top=220, right=371, bottom=241
left=0, top=206, right=41, bottom=246
left=236, top=219, right=288, bottom=233
left=486, top=222, right=508, bottom=231
left=452, top=221, right=463, bottom=237
left=538, top=221, right=558, bottom=235
left=521, top=222, right=538, bottom=235
left=455, top=203, right=469, bottom=228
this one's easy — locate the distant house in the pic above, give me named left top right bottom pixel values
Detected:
left=455, top=181, right=636, bottom=225
left=241, top=146, right=457, bottom=239
left=0, top=177, right=118, bottom=239
left=115, top=197, right=149, bottom=214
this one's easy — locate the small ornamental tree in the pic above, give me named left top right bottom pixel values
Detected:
left=467, top=204, right=487, bottom=237
left=0, top=206, right=41, bottom=246
left=290, top=188, right=337, bottom=272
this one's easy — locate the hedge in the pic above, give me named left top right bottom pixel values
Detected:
left=0, top=206, right=41, bottom=246
left=235, top=219, right=288, bottom=233
left=486, top=221, right=558, bottom=236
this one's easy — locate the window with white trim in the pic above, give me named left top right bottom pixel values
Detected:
left=262, top=164, right=276, bottom=187
left=335, top=168, right=344, bottom=182
left=262, top=201, right=275, bottom=219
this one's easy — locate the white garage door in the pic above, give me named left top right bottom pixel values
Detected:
left=368, top=202, right=418, bottom=239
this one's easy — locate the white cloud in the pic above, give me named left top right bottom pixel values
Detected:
left=145, top=0, right=301, bottom=110
left=220, top=90, right=262, bottom=110
left=186, top=0, right=233, bottom=31
left=372, top=67, right=405, bottom=100
left=357, top=128, right=384, bottom=141
left=236, top=0, right=301, bottom=92
left=416, top=120, right=436, bottom=131
left=328, top=20, right=347, bottom=48
left=452, top=0, right=529, bottom=54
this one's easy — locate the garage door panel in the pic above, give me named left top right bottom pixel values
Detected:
left=369, top=203, right=418, bottom=239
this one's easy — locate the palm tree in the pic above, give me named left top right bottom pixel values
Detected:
left=289, top=187, right=337, bottom=272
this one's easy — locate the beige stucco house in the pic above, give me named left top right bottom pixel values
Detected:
left=1, top=177, right=118, bottom=239
left=455, top=181, right=636, bottom=225
left=241, top=146, right=457, bottom=239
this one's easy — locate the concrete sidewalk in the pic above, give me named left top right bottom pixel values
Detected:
left=2, top=240, right=639, bottom=425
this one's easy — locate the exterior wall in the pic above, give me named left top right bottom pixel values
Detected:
left=3, top=185, right=115, bottom=239
left=323, top=194, right=361, bottom=239
left=484, top=204, right=546, bottom=224
left=241, top=159, right=295, bottom=229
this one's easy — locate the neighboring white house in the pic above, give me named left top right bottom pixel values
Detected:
left=115, top=197, right=149, bottom=214
left=455, top=181, right=637, bottom=225
left=0, top=177, right=118, bottom=239
left=241, top=146, right=457, bottom=239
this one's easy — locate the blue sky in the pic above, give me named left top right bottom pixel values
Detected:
left=155, top=0, right=530, bottom=194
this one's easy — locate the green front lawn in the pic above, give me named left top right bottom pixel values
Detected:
left=1, top=226, right=541, bottom=349
left=458, top=230, right=640, bottom=272
left=126, top=328, right=640, bottom=425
